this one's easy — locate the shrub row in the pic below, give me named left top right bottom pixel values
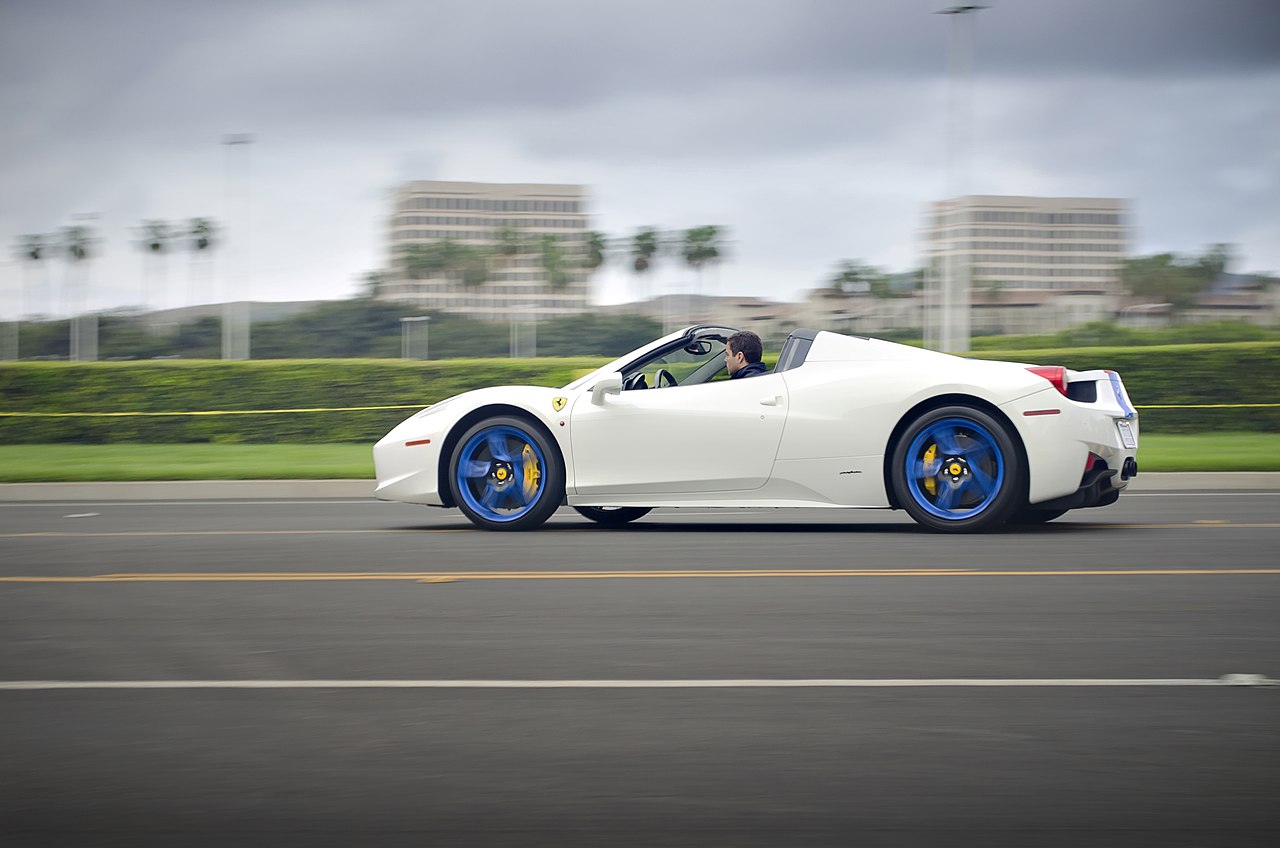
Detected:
left=968, top=341, right=1280, bottom=433
left=2, top=342, right=1276, bottom=443
left=0, top=358, right=606, bottom=444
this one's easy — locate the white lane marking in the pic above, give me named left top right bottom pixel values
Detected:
left=1, top=677, right=1275, bottom=691
left=62, top=513, right=101, bottom=518
left=3, top=493, right=1279, bottom=510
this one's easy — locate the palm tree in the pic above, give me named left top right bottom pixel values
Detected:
left=631, top=227, right=659, bottom=307
left=583, top=231, right=608, bottom=275
left=137, top=219, right=170, bottom=311
left=827, top=260, right=878, bottom=295
left=458, top=246, right=489, bottom=288
left=682, top=225, right=722, bottom=277
left=539, top=235, right=569, bottom=290
left=188, top=218, right=217, bottom=306
left=401, top=243, right=443, bottom=279
left=60, top=224, right=94, bottom=360
left=15, top=234, right=49, bottom=317
left=682, top=225, right=724, bottom=321
left=496, top=225, right=522, bottom=258
left=402, top=240, right=489, bottom=287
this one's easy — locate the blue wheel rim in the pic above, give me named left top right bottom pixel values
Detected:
left=904, top=417, right=1005, bottom=521
left=455, top=425, right=546, bottom=523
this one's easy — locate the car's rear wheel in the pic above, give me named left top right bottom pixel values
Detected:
left=891, top=406, right=1021, bottom=533
left=574, top=506, right=652, bottom=526
left=448, top=416, right=564, bottom=531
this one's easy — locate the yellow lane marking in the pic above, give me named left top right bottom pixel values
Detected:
left=2, top=568, right=1278, bottom=584
left=4, top=523, right=1280, bottom=539
left=4, top=677, right=1275, bottom=690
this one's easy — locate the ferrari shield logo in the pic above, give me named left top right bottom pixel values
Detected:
left=552, top=397, right=567, bottom=412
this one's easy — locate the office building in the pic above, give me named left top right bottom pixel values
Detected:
left=380, top=181, right=592, bottom=320
left=921, top=195, right=1129, bottom=350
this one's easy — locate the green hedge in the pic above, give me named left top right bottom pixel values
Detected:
left=2, top=342, right=1277, bottom=443
left=969, top=341, right=1280, bottom=432
left=0, top=358, right=607, bottom=444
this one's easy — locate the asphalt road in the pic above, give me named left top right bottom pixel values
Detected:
left=2, top=493, right=1278, bottom=846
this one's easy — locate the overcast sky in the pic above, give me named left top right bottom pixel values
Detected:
left=2, top=0, right=1277, bottom=317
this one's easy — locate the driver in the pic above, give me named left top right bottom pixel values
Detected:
left=726, top=330, right=768, bottom=379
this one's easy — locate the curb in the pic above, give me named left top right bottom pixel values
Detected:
left=0, top=480, right=375, bottom=501
left=1, top=474, right=1278, bottom=502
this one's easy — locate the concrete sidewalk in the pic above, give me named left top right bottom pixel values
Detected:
left=1, top=474, right=1278, bottom=501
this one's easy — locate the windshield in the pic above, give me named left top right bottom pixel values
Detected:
left=562, top=325, right=739, bottom=391
left=622, top=335, right=728, bottom=389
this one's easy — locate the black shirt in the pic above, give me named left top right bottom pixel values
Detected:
left=731, top=361, right=768, bottom=379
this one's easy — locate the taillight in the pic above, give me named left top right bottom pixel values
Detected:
left=1027, top=365, right=1068, bottom=396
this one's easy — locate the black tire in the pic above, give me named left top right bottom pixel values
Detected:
left=574, top=506, right=653, bottom=526
left=447, top=416, right=565, bottom=531
left=890, top=405, right=1022, bottom=533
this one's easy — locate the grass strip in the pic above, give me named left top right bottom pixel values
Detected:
left=0, top=433, right=1277, bottom=483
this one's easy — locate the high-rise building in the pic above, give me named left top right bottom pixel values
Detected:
left=380, top=181, right=592, bottom=320
left=921, top=195, right=1129, bottom=350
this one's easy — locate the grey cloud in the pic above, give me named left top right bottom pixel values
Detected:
left=1, top=0, right=1277, bottom=316
left=5, top=0, right=1277, bottom=137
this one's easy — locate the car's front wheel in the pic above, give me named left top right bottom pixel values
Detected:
left=891, top=406, right=1021, bottom=533
left=574, top=506, right=652, bottom=526
left=448, top=416, right=564, bottom=531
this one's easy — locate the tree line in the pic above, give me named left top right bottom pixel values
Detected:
left=13, top=299, right=664, bottom=360
left=381, top=225, right=726, bottom=299
left=15, top=219, right=218, bottom=317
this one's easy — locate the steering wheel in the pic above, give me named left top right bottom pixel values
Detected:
left=654, top=368, right=677, bottom=389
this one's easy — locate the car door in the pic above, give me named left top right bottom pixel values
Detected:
left=569, top=372, right=788, bottom=496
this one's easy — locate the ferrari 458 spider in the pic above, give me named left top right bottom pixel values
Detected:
left=374, top=325, right=1139, bottom=532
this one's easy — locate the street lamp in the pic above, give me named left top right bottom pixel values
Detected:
left=1, top=258, right=17, bottom=361
left=222, top=133, right=254, bottom=360
left=931, top=4, right=987, bottom=354
left=401, top=316, right=431, bottom=360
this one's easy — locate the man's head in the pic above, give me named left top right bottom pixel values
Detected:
left=725, top=330, right=763, bottom=376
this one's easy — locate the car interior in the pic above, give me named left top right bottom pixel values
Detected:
left=619, top=327, right=820, bottom=390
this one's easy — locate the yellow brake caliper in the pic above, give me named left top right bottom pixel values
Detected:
left=521, top=443, right=541, bottom=502
left=923, top=443, right=938, bottom=496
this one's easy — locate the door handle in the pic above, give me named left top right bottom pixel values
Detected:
left=759, top=396, right=780, bottom=406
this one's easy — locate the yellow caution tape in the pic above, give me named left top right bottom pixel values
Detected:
left=1135, top=403, right=1280, bottom=410
left=0, top=404, right=427, bottom=418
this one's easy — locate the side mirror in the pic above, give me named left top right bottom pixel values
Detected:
left=591, top=373, right=623, bottom=405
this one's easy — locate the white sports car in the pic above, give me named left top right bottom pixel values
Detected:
left=374, top=325, right=1139, bottom=532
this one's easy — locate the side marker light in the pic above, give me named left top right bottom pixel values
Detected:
left=405, top=439, right=432, bottom=447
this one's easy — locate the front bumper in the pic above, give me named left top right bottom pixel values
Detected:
left=372, top=420, right=448, bottom=506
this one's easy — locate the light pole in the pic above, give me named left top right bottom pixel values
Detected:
left=1, top=259, right=17, bottom=361
left=63, top=215, right=99, bottom=362
left=401, top=316, right=431, bottom=360
left=931, top=4, right=986, bottom=354
left=222, top=133, right=253, bottom=360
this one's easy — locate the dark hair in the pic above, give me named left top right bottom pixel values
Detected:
left=727, top=330, right=763, bottom=364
